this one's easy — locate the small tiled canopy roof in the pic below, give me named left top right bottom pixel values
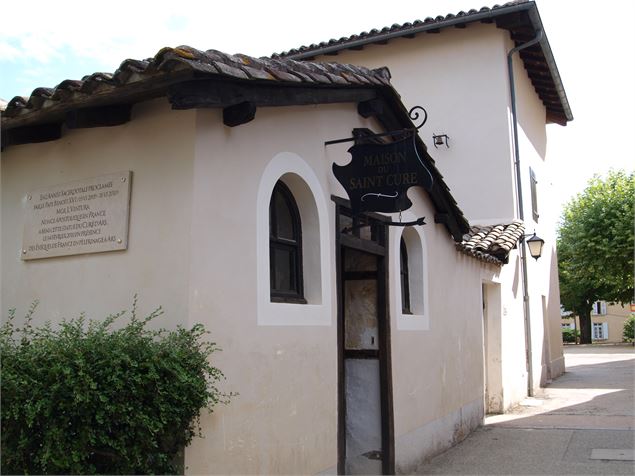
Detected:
left=458, top=221, right=525, bottom=264
left=273, top=0, right=572, bottom=126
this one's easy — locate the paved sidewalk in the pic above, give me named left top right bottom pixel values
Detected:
left=415, top=345, right=635, bottom=475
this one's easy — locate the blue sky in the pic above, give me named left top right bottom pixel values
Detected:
left=1, top=0, right=633, bottom=213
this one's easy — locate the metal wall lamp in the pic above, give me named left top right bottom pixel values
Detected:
left=523, top=232, right=545, bottom=260
left=433, top=134, right=449, bottom=148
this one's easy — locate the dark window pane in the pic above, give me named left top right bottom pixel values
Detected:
left=274, top=190, right=295, bottom=240
left=400, top=238, right=411, bottom=313
left=269, top=181, right=303, bottom=300
left=273, top=247, right=296, bottom=292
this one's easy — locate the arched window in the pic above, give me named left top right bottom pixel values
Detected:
left=395, top=225, right=428, bottom=330
left=269, top=181, right=305, bottom=303
left=400, top=237, right=411, bottom=314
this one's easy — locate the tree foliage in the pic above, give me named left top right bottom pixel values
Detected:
left=624, top=315, right=635, bottom=343
left=0, top=298, right=232, bottom=475
left=557, top=170, right=634, bottom=343
left=561, top=327, right=579, bottom=343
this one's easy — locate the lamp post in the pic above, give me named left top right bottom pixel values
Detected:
left=524, top=232, right=545, bottom=260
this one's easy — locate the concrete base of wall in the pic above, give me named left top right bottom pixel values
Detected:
left=550, top=356, right=565, bottom=379
left=317, top=464, right=337, bottom=475
left=394, top=398, right=484, bottom=474
left=317, top=398, right=485, bottom=475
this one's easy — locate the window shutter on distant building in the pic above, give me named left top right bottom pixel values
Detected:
left=591, top=301, right=607, bottom=316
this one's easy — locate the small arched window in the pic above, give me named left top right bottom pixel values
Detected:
left=269, top=181, right=305, bottom=303
left=400, top=237, right=411, bottom=314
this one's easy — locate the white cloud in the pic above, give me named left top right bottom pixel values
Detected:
left=0, top=41, right=22, bottom=61
left=1, top=0, right=481, bottom=66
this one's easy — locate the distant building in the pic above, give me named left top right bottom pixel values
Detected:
left=563, top=301, right=634, bottom=343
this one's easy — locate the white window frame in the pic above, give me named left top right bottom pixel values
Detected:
left=256, top=152, right=331, bottom=326
left=592, top=322, right=608, bottom=340
left=392, top=211, right=429, bottom=331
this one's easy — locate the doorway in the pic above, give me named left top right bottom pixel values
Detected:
left=334, top=199, right=394, bottom=475
left=481, top=282, right=503, bottom=414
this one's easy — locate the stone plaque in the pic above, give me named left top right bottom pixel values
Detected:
left=22, top=171, right=132, bottom=260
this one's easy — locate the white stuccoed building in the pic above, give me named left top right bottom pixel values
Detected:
left=1, top=2, right=571, bottom=474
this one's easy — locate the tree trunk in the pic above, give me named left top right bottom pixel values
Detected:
left=579, top=309, right=593, bottom=344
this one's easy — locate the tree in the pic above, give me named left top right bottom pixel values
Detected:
left=557, top=170, right=634, bottom=344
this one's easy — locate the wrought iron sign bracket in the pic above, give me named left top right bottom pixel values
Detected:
left=342, top=215, right=426, bottom=234
left=324, top=106, right=428, bottom=146
left=385, top=216, right=426, bottom=227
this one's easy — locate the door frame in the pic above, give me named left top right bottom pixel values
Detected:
left=333, top=196, right=395, bottom=475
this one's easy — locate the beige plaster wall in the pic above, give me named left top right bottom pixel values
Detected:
left=325, top=21, right=565, bottom=398
left=2, top=96, right=505, bottom=474
left=1, top=99, right=196, bottom=327
left=507, top=32, right=565, bottom=387
left=183, top=103, right=497, bottom=473
left=386, top=187, right=499, bottom=472
left=182, top=104, right=366, bottom=474
left=492, top=253, right=527, bottom=408
left=320, top=23, right=516, bottom=224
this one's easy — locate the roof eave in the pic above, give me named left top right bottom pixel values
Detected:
left=282, top=2, right=572, bottom=124
left=284, top=4, right=534, bottom=60
left=526, top=7, right=573, bottom=123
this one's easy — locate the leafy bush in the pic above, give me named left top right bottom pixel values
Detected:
left=623, top=315, right=635, bottom=343
left=1, top=298, right=231, bottom=475
left=562, top=327, right=579, bottom=343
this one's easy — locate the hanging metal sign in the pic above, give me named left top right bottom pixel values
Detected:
left=332, top=132, right=434, bottom=215
left=327, top=105, right=434, bottom=225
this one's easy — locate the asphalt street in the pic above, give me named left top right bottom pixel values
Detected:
left=415, top=344, right=635, bottom=475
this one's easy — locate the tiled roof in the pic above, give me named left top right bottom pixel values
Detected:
left=457, top=220, right=525, bottom=264
left=0, top=44, right=472, bottom=242
left=273, top=0, right=572, bottom=125
left=2, top=46, right=392, bottom=128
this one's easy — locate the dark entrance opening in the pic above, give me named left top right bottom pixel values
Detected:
left=334, top=197, right=394, bottom=475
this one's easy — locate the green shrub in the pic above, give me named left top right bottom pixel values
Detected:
left=0, top=298, right=231, bottom=475
left=623, top=315, right=635, bottom=343
left=562, top=327, right=579, bottom=343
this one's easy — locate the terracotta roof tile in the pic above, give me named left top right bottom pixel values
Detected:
left=457, top=220, right=525, bottom=264
left=272, top=0, right=572, bottom=125
left=2, top=45, right=392, bottom=125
